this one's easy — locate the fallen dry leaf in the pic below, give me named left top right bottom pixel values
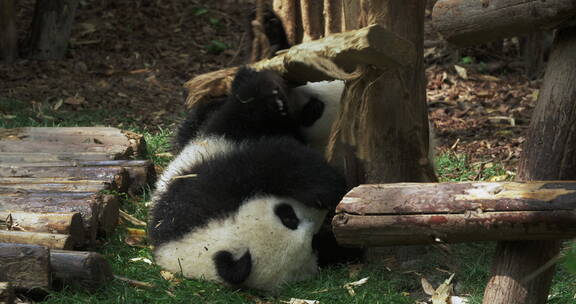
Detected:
left=454, top=65, right=468, bottom=80
left=343, top=277, right=369, bottom=296
left=129, top=257, right=153, bottom=265
left=282, top=299, right=319, bottom=304
left=125, top=227, right=147, bottom=247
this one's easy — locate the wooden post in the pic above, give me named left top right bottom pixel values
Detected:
left=0, top=211, right=84, bottom=244
left=483, top=27, right=576, bottom=304
left=28, top=0, right=79, bottom=60
left=0, top=0, right=18, bottom=63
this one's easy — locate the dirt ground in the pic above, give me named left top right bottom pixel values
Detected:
left=0, top=0, right=540, bottom=173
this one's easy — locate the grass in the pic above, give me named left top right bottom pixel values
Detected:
left=3, top=97, right=576, bottom=303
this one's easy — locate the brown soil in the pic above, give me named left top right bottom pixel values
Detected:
left=1, top=1, right=539, bottom=173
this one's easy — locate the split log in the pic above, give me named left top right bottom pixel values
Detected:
left=0, top=0, right=18, bottom=63
left=0, top=160, right=156, bottom=194
left=0, top=152, right=115, bottom=162
left=432, top=0, right=576, bottom=46
left=0, top=177, right=113, bottom=193
left=0, top=192, right=120, bottom=239
left=0, top=211, right=84, bottom=244
left=0, top=281, right=14, bottom=304
left=0, top=127, right=145, bottom=158
left=50, top=250, right=113, bottom=291
left=0, top=243, right=51, bottom=291
left=27, top=0, right=79, bottom=60
left=184, top=24, right=416, bottom=106
left=0, top=230, right=73, bottom=250
left=0, top=165, right=129, bottom=192
left=333, top=182, right=576, bottom=246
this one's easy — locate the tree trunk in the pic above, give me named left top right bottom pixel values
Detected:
left=323, top=0, right=342, bottom=35
left=0, top=0, right=18, bottom=63
left=273, top=0, right=302, bottom=45
left=28, top=0, right=79, bottom=60
left=300, top=0, right=324, bottom=41
left=0, top=243, right=51, bottom=291
left=483, top=27, right=576, bottom=304
left=329, top=0, right=435, bottom=185
left=432, top=0, right=576, bottom=47
left=521, top=32, right=548, bottom=80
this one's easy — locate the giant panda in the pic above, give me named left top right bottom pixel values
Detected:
left=149, top=67, right=348, bottom=291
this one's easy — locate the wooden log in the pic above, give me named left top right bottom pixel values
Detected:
left=0, top=192, right=99, bottom=243
left=97, top=194, right=119, bottom=235
left=0, top=177, right=112, bottom=193
left=0, top=243, right=51, bottom=290
left=0, top=152, right=115, bottom=162
left=0, top=166, right=129, bottom=193
left=0, top=0, right=18, bottom=63
left=184, top=24, right=416, bottom=106
left=432, top=0, right=576, bottom=47
left=0, top=230, right=73, bottom=250
left=27, top=0, right=79, bottom=60
left=333, top=182, right=576, bottom=246
left=0, top=160, right=156, bottom=194
left=0, top=127, right=145, bottom=158
left=483, top=27, right=576, bottom=304
left=0, top=281, right=14, bottom=304
left=0, top=211, right=84, bottom=244
left=50, top=250, right=113, bottom=291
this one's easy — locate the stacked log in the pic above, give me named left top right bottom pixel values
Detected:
left=0, top=243, right=113, bottom=292
left=0, top=127, right=156, bottom=294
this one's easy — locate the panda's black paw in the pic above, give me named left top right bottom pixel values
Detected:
left=300, top=97, right=325, bottom=127
left=213, top=250, right=252, bottom=285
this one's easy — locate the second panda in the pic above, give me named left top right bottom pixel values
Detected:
left=148, top=67, right=348, bottom=291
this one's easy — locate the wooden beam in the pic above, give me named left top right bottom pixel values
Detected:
left=184, top=24, right=416, bottom=107
left=432, top=0, right=576, bottom=46
left=333, top=182, right=576, bottom=246
left=0, top=230, right=73, bottom=250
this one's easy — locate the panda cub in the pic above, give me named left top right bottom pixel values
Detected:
left=149, top=67, right=347, bottom=291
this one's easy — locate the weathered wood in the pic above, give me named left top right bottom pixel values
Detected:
left=300, top=0, right=324, bottom=41
left=0, top=127, right=145, bottom=158
left=27, top=0, right=79, bottom=60
left=432, top=0, right=576, bottom=46
left=0, top=160, right=156, bottom=194
left=0, top=211, right=84, bottom=244
left=0, top=243, right=51, bottom=290
left=0, top=177, right=112, bottom=193
left=97, top=195, right=119, bottom=235
left=50, top=250, right=113, bottom=291
left=0, top=281, right=14, bottom=304
left=0, top=192, right=99, bottom=242
left=0, top=0, right=18, bottom=63
left=184, top=24, right=416, bottom=106
left=323, top=0, right=343, bottom=35
left=273, top=0, right=301, bottom=46
left=0, top=230, right=73, bottom=250
left=0, top=152, right=116, bottom=162
left=483, top=27, right=576, bottom=304
left=333, top=182, right=576, bottom=246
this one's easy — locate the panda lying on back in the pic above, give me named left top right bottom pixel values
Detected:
left=148, top=67, right=348, bottom=291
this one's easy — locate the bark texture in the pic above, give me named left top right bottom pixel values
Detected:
left=50, top=250, right=113, bottom=291
left=28, top=0, right=79, bottom=59
left=483, top=27, right=576, bottom=304
left=0, top=243, right=51, bottom=290
left=432, top=0, right=576, bottom=46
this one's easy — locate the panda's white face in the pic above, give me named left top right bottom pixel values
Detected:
left=153, top=195, right=327, bottom=291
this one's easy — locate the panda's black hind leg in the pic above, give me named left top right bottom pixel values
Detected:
left=213, top=250, right=252, bottom=286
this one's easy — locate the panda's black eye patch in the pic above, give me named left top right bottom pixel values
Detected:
left=274, top=203, right=300, bottom=230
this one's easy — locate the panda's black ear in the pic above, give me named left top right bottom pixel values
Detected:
left=300, top=97, right=325, bottom=127
left=231, top=67, right=258, bottom=95
left=213, top=250, right=252, bottom=285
